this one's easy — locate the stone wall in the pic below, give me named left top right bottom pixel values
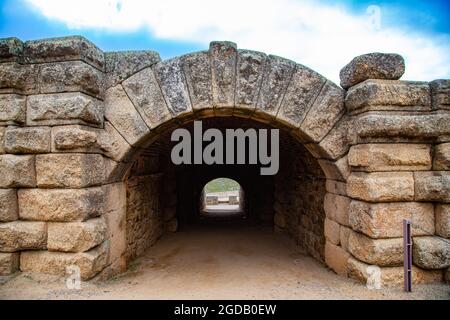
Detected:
left=274, top=138, right=327, bottom=262
left=0, top=36, right=448, bottom=287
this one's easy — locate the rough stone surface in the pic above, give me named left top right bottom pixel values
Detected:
left=348, top=231, right=403, bottom=266
left=0, top=155, right=36, bottom=187
left=340, top=53, right=405, bottom=89
left=324, top=218, right=340, bottom=245
left=325, top=242, right=349, bottom=276
left=433, top=143, right=450, bottom=170
left=104, top=84, right=150, bottom=146
left=349, top=201, right=434, bottom=238
left=414, top=171, right=450, bottom=202
left=354, top=112, right=450, bottom=143
left=0, top=221, right=47, bottom=252
left=0, top=37, right=23, bottom=63
left=299, top=81, right=345, bottom=142
left=413, top=236, right=449, bottom=269
left=318, top=156, right=350, bottom=182
left=122, top=67, right=172, bottom=129
left=4, top=126, right=51, bottom=153
left=27, top=92, right=104, bottom=127
left=99, top=122, right=132, bottom=162
left=0, top=126, right=4, bottom=154
left=48, top=218, right=107, bottom=252
left=435, top=204, right=450, bottom=238
left=339, top=226, right=351, bottom=251
left=153, top=57, right=192, bottom=116
left=0, top=62, right=39, bottom=94
left=345, top=80, right=430, bottom=114
left=326, top=180, right=347, bottom=196
left=0, top=252, right=19, bottom=275
left=209, top=41, right=237, bottom=109
left=324, top=193, right=350, bottom=226
left=51, top=125, right=99, bottom=153
left=0, top=94, right=26, bottom=124
left=24, top=36, right=104, bottom=70
left=234, top=50, right=266, bottom=112
left=277, top=65, right=326, bottom=128
left=20, top=241, right=109, bottom=280
left=36, top=153, right=104, bottom=188
left=180, top=51, right=213, bottom=111
left=0, top=189, right=18, bottom=222
left=105, top=50, right=160, bottom=88
left=39, top=61, right=104, bottom=98
left=348, top=256, right=443, bottom=287
left=347, top=172, right=414, bottom=202
left=256, top=55, right=296, bottom=117
left=348, top=144, right=431, bottom=171
left=18, top=187, right=103, bottom=222
left=430, top=79, right=450, bottom=110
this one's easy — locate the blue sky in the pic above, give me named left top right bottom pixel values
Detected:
left=1, top=0, right=449, bottom=83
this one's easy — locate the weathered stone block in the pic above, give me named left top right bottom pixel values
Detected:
left=163, top=206, right=176, bottom=222
left=0, top=221, right=46, bottom=252
left=0, top=189, right=18, bottom=222
left=274, top=212, right=286, bottom=229
left=104, top=84, right=150, bottom=146
left=20, top=241, right=109, bottom=280
left=24, top=36, right=104, bottom=70
left=430, top=79, right=450, bottom=110
left=348, top=144, right=431, bottom=171
left=413, top=236, right=449, bottom=269
left=299, top=81, right=345, bottom=142
left=0, top=94, right=26, bottom=124
left=27, top=92, right=104, bottom=127
left=0, top=37, right=23, bottom=63
left=39, top=61, right=103, bottom=98
left=414, top=171, right=450, bottom=202
left=324, top=218, right=340, bottom=245
left=345, top=80, right=430, bottom=113
left=0, top=62, right=39, bottom=94
left=48, top=218, right=106, bottom=252
left=324, top=193, right=350, bottom=226
left=277, top=64, right=326, bottom=128
left=209, top=41, right=237, bottom=109
left=122, top=67, right=172, bottom=129
left=153, top=57, right=192, bottom=116
left=325, top=242, right=349, bottom=276
left=0, top=252, right=19, bottom=275
left=105, top=50, right=160, bottom=88
left=98, top=122, right=132, bottom=162
left=354, top=112, right=450, bottom=143
left=256, top=55, right=296, bottom=117
left=18, top=187, right=104, bottom=222
left=234, top=50, right=266, bottom=112
left=349, top=201, right=434, bottom=238
left=182, top=51, right=213, bottom=111
left=325, top=180, right=347, bottom=196
left=435, top=204, right=450, bottom=238
left=0, top=155, right=36, bottom=187
left=318, top=156, right=350, bottom=181
left=305, top=115, right=351, bottom=160
left=4, top=127, right=51, bottom=153
left=433, top=143, right=450, bottom=170
left=165, top=218, right=178, bottom=233
left=51, top=125, right=99, bottom=153
left=340, top=53, right=405, bottom=89
left=36, top=153, right=104, bottom=188
left=347, top=172, right=414, bottom=202
left=348, top=231, right=403, bottom=266
left=348, top=256, right=443, bottom=287
left=339, top=226, right=351, bottom=251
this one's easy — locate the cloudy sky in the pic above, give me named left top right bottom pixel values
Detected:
left=1, top=0, right=449, bottom=84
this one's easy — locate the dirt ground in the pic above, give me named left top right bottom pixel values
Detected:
left=0, top=215, right=448, bottom=300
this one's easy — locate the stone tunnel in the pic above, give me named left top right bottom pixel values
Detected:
left=0, top=36, right=449, bottom=287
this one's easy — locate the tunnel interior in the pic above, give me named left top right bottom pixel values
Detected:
left=122, top=117, right=327, bottom=264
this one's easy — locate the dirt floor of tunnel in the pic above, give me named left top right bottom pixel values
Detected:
left=0, top=216, right=448, bottom=300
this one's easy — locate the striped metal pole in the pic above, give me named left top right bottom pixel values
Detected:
left=403, top=219, right=412, bottom=292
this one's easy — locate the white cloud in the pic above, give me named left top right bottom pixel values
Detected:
left=26, top=0, right=450, bottom=84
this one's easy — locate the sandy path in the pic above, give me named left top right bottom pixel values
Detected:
left=0, top=220, right=448, bottom=300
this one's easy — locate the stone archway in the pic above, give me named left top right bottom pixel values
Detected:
left=0, top=36, right=448, bottom=287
